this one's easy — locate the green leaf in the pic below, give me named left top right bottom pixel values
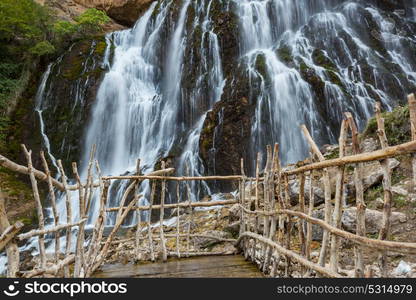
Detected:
left=29, top=40, right=56, bottom=56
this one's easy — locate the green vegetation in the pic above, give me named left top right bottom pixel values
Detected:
left=362, top=105, right=410, bottom=146
left=0, top=0, right=110, bottom=151
left=276, top=45, right=293, bottom=65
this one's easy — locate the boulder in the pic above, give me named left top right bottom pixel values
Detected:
left=224, top=221, right=240, bottom=238
left=341, top=207, right=407, bottom=234
left=287, top=176, right=325, bottom=206
left=344, top=158, right=400, bottom=197
left=193, top=230, right=231, bottom=248
left=311, top=208, right=325, bottom=241
left=391, top=185, right=408, bottom=196
left=287, top=158, right=399, bottom=206
left=228, top=204, right=240, bottom=222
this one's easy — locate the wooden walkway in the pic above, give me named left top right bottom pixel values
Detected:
left=95, top=255, right=263, bottom=278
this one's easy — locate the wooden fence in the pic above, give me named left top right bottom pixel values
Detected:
left=0, top=93, right=416, bottom=278
left=0, top=147, right=241, bottom=277
left=237, top=93, right=416, bottom=278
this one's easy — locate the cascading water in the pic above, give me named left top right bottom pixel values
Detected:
left=2, top=0, right=416, bottom=276
left=231, top=0, right=416, bottom=171
left=81, top=0, right=226, bottom=223
left=35, top=64, right=60, bottom=171
left=36, top=0, right=416, bottom=223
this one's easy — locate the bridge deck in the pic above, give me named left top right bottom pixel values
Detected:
left=94, top=255, right=263, bottom=278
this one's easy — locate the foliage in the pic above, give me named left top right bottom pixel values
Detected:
left=75, top=9, right=111, bottom=35
left=0, top=1, right=110, bottom=151
left=53, top=20, right=78, bottom=37
left=29, top=40, right=56, bottom=56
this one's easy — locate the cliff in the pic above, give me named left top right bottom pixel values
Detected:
left=72, top=0, right=153, bottom=26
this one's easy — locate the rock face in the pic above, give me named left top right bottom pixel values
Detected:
left=73, top=0, right=153, bottom=26
left=34, top=37, right=108, bottom=171
left=199, top=1, right=245, bottom=183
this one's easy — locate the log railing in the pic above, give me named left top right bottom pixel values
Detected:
left=0, top=147, right=241, bottom=278
left=0, top=93, right=415, bottom=278
left=237, top=93, right=416, bottom=278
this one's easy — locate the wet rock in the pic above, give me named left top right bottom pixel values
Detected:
left=34, top=37, right=108, bottom=171
left=341, top=207, right=407, bottom=234
left=344, top=159, right=400, bottom=198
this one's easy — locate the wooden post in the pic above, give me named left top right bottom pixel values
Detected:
left=408, top=93, right=416, bottom=189
left=72, top=162, right=85, bottom=278
left=134, top=159, right=142, bottom=261
left=83, top=145, right=96, bottom=215
left=185, top=166, right=193, bottom=258
left=283, top=174, right=292, bottom=276
left=176, top=182, right=181, bottom=258
left=298, top=173, right=306, bottom=257
left=272, top=154, right=284, bottom=277
left=159, top=161, right=167, bottom=262
left=375, top=102, right=392, bottom=277
left=261, top=145, right=272, bottom=270
left=305, top=170, right=315, bottom=276
left=40, top=151, right=60, bottom=263
left=22, top=145, right=46, bottom=269
left=85, top=164, right=109, bottom=277
left=0, top=190, right=20, bottom=277
left=240, top=158, right=249, bottom=260
left=252, top=152, right=261, bottom=261
left=255, top=152, right=261, bottom=233
left=57, top=159, right=72, bottom=277
left=147, top=180, right=156, bottom=262
left=330, top=119, right=348, bottom=272
left=345, top=112, right=366, bottom=277
left=300, top=125, right=332, bottom=268
left=264, top=144, right=279, bottom=273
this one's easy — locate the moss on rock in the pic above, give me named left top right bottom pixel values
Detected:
left=362, top=104, right=410, bottom=146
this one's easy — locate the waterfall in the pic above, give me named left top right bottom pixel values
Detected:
left=28, top=0, right=415, bottom=223
left=81, top=0, right=226, bottom=223
left=230, top=0, right=416, bottom=170
left=32, top=0, right=415, bottom=225
left=35, top=64, right=60, bottom=171
left=1, top=0, right=416, bottom=276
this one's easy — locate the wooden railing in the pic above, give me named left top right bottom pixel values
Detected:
left=0, top=93, right=415, bottom=278
left=237, top=93, right=416, bottom=278
left=0, top=148, right=241, bottom=278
